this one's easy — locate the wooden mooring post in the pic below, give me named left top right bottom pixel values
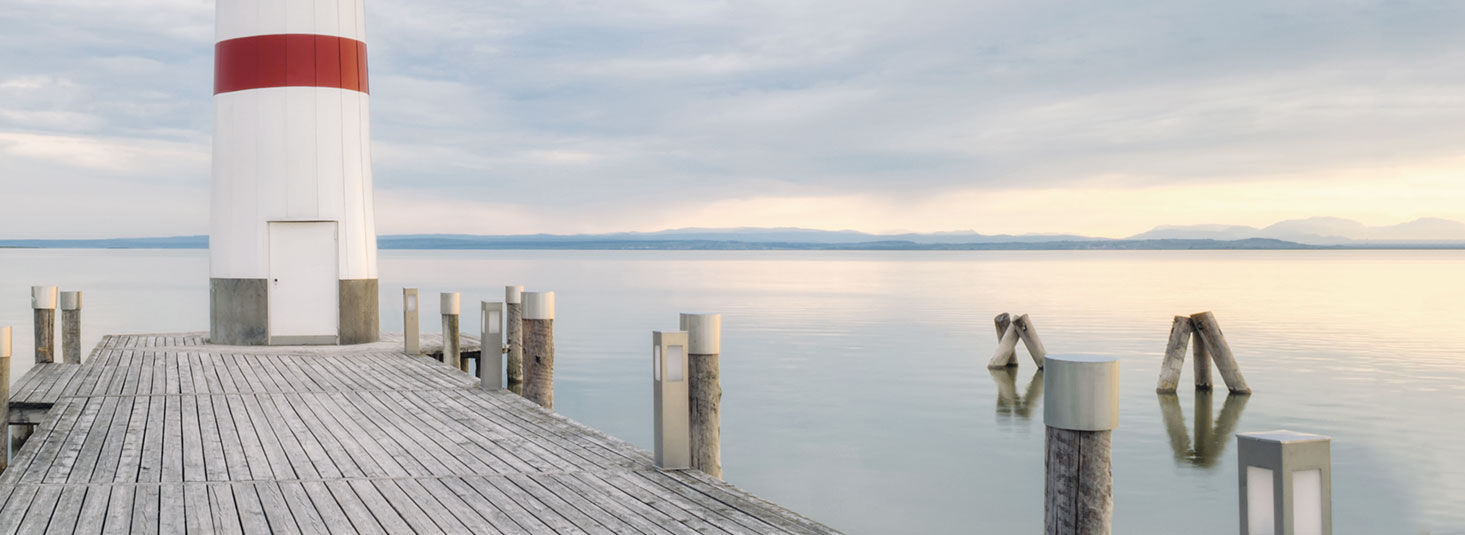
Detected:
left=521, top=291, right=554, bottom=409
left=440, top=292, right=461, bottom=370
left=1155, top=311, right=1250, bottom=394
left=681, top=313, right=722, bottom=479
left=403, top=288, right=420, bottom=355
left=506, top=285, right=524, bottom=385
left=31, top=286, right=56, bottom=364
left=60, top=291, right=82, bottom=364
left=988, top=312, right=1048, bottom=369
left=1044, top=354, right=1119, bottom=535
left=1, top=326, right=10, bottom=471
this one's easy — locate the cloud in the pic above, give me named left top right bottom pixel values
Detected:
left=2, top=0, right=1463, bottom=237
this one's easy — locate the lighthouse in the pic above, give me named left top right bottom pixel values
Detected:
left=208, top=0, right=379, bottom=345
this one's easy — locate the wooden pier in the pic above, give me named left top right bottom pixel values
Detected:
left=1, top=333, right=836, bottom=534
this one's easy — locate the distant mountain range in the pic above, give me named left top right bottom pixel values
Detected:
left=1127, top=217, right=1465, bottom=245
left=2, top=218, right=1461, bottom=250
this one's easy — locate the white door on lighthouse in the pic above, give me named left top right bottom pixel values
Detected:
left=268, top=221, right=339, bottom=344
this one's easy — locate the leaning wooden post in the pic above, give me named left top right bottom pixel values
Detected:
left=403, top=288, right=420, bottom=355
left=994, top=312, right=1011, bottom=338
left=1156, top=316, right=1192, bottom=393
left=1013, top=314, right=1048, bottom=368
left=1, top=326, right=11, bottom=471
left=440, top=292, right=461, bottom=370
left=505, top=285, right=525, bottom=385
left=1190, top=311, right=1251, bottom=394
left=31, top=286, right=57, bottom=364
left=480, top=301, right=504, bottom=390
left=652, top=330, right=691, bottom=470
left=60, top=291, right=82, bottom=364
left=987, top=320, right=1021, bottom=369
left=681, top=313, right=722, bottom=479
left=1044, top=354, right=1119, bottom=535
left=1193, top=328, right=1213, bottom=390
left=521, top=291, right=555, bottom=409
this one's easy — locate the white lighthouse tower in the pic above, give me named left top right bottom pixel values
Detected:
left=209, top=0, right=379, bottom=345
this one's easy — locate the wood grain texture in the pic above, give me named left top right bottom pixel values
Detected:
left=1155, top=316, right=1191, bottom=393
left=690, top=352, right=722, bottom=479
left=987, top=322, right=1021, bottom=369
left=521, top=319, right=554, bottom=409
left=0, top=332, right=836, bottom=534
left=1045, top=426, right=1113, bottom=535
left=62, top=309, right=81, bottom=364
left=1013, top=314, right=1047, bottom=368
left=33, top=309, right=55, bottom=364
left=506, top=303, right=524, bottom=384
left=1192, top=329, right=1213, bottom=389
left=1189, top=311, right=1251, bottom=394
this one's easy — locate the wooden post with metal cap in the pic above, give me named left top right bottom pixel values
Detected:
left=1044, top=354, right=1119, bottom=535
left=506, top=285, right=525, bottom=384
left=680, top=313, right=722, bottom=479
left=60, top=291, right=82, bottom=364
left=521, top=291, right=555, bottom=408
left=440, top=292, right=461, bottom=370
left=1, top=326, right=10, bottom=471
left=31, top=286, right=57, bottom=364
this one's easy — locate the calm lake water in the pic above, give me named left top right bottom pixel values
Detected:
left=1, top=248, right=1462, bottom=533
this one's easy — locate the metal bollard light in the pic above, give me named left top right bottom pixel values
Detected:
left=652, top=330, right=691, bottom=470
left=1237, top=430, right=1332, bottom=535
left=480, top=301, right=504, bottom=390
left=403, top=288, right=420, bottom=355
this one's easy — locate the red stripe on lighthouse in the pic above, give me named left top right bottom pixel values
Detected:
left=215, top=34, right=368, bottom=95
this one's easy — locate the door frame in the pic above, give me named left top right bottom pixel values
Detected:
left=266, top=219, right=340, bottom=345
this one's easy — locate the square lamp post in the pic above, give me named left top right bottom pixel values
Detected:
left=480, top=301, right=504, bottom=390
left=1237, top=430, right=1332, bottom=535
left=652, top=330, right=690, bottom=470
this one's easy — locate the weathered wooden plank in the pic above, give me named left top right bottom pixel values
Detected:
left=531, top=472, right=663, bottom=535
left=208, top=482, right=244, bottom=535
left=100, top=485, right=134, bottom=534
left=0, top=485, right=40, bottom=534
left=160, top=483, right=187, bottom=535
left=253, top=482, right=302, bottom=534
left=231, top=482, right=272, bottom=534
left=183, top=483, right=215, bottom=535
left=72, top=485, right=113, bottom=535
left=42, top=485, right=88, bottom=534
left=319, top=480, right=392, bottom=535
left=130, top=483, right=161, bottom=534
left=277, top=482, right=329, bottom=535
left=16, top=485, right=64, bottom=534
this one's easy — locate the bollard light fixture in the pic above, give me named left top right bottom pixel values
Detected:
left=653, top=330, right=690, bottom=469
left=480, top=301, right=504, bottom=390
left=1237, top=430, right=1332, bottom=535
left=403, top=288, right=420, bottom=355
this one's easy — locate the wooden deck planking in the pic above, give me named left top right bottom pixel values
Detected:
left=1, top=333, right=836, bottom=534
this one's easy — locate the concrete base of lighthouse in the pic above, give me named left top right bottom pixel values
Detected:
left=339, top=279, right=380, bottom=344
left=209, top=278, right=379, bottom=345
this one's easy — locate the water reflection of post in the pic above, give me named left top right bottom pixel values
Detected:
left=1157, top=394, right=1190, bottom=463
left=1157, top=391, right=1251, bottom=467
left=990, top=368, right=1044, bottom=420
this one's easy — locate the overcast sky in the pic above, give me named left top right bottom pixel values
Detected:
left=2, top=0, right=1463, bottom=238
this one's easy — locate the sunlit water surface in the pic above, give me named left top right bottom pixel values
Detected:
left=1, top=249, right=1462, bottom=534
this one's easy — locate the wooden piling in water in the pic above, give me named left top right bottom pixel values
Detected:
left=681, top=313, right=723, bottom=479
left=31, top=286, right=56, bottom=364
left=1013, top=314, right=1047, bottom=368
left=1044, top=355, right=1118, bottom=535
left=403, top=288, right=420, bottom=355
left=1192, top=328, right=1213, bottom=390
left=987, top=321, right=1021, bottom=369
left=1, top=326, right=10, bottom=471
left=521, top=291, right=555, bottom=409
left=506, top=285, right=524, bottom=385
left=994, top=312, right=1011, bottom=338
left=440, top=292, right=461, bottom=370
left=60, top=291, right=82, bottom=364
left=1189, top=311, right=1250, bottom=394
left=1156, top=316, right=1192, bottom=393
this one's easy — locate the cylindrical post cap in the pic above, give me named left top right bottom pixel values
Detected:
left=440, top=292, right=461, bottom=315
left=1043, top=354, right=1120, bottom=431
left=1, top=326, right=11, bottom=358
left=61, top=291, right=82, bottom=310
left=679, top=313, right=721, bottom=355
left=31, top=286, right=58, bottom=309
left=506, top=285, right=524, bottom=304
left=523, top=291, right=554, bottom=320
